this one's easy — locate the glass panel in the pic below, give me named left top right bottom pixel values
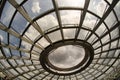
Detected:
left=24, top=60, right=32, bottom=65
left=18, top=76, right=27, bottom=80
left=0, top=1, right=15, bottom=26
left=94, top=54, right=100, bottom=58
left=23, top=0, right=53, bottom=18
left=83, top=13, right=98, bottom=30
left=28, top=66, right=35, bottom=70
left=60, top=10, right=81, bottom=25
left=9, top=59, right=17, bottom=67
left=103, top=44, right=110, bottom=51
left=32, top=61, right=40, bottom=65
left=105, top=11, right=117, bottom=28
left=9, top=34, right=20, bottom=47
left=87, top=34, right=97, bottom=43
left=48, top=30, right=62, bottom=42
left=31, top=54, right=39, bottom=60
left=16, top=60, right=24, bottom=65
left=9, top=69, right=18, bottom=75
left=37, top=13, right=58, bottom=31
left=22, top=67, right=29, bottom=71
left=38, top=37, right=50, bottom=48
left=110, top=28, right=119, bottom=39
left=63, top=29, right=76, bottom=39
left=57, top=0, right=85, bottom=8
left=114, top=1, right=120, bottom=21
left=103, top=59, right=110, bottom=64
left=107, top=0, right=113, bottom=4
left=93, top=41, right=101, bottom=48
left=28, top=72, right=34, bottom=76
left=114, top=50, right=120, bottom=57
left=101, top=52, right=107, bottom=57
left=88, top=0, right=107, bottom=17
left=11, top=49, right=20, bottom=56
left=15, top=0, right=23, bottom=4
left=98, top=59, right=104, bottom=64
left=107, top=51, right=114, bottom=57
left=32, top=46, right=42, bottom=53
left=0, top=30, right=8, bottom=44
left=24, top=74, right=31, bottom=78
left=113, top=60, right=120, bottom=67
left=94, top=48, right=101, bottom=53
left=0, top=60, right=10, bottom=68
left=3, top=48, right=11, bottom=57
left=21, top=41, right=32, bottom=50
left=101, top=34, right=110, bottom=44
left=16, top=68, right=23, bottom=73
left=21, top=52, right=30, bottom=58
left=95, top=23, right=107, bottom=36
left=25, top=26, right=40, bottom=41
left=11, top=12, right=28, bottom=34
left=110, top=40, right=118, bottom=49
left=78, top=29, right=89, bottom=40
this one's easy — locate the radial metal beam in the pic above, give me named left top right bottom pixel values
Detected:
left=52, top=0, right=64, bottom=40
left=75, top=0, right=90, bottom=40
left=8, top=0, right=53, bottom=45
left=94, top=36, right=120, bottom=50
left=50, top=75, right=55, bottom=80
left=92, top=21, right=120, bottom=45
left=30, top=70, right=45, bottom=79
left=0, top=56, right=38, bottom=61
left=0, top=22, right=44, bottom=50
left=94, top=52, right=120, bottom=79
left=41, top=73, right=50, bottom=80
left=1, top=63, right=40, bottom=71
left=95, top=47, right=120, bottom=55
left=86, top=0, right=119, bottom=41
left=11, top=68, right=43, bottom=79
left=0, top=0, right=6, bottom=18
left=0, top=42, right=39, bottom=56
left=94, top=57, right=120, bottom=59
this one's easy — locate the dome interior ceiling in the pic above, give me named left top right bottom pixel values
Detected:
left=0, top=0, right=120, bottom=80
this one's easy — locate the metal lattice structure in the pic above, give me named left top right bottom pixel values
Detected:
left=0, top=0, right=120, bottom=80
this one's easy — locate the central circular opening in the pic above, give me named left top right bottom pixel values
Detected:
left=40, top=40, right=94, bottom=75
left=48, top=45, right=85, bottom=69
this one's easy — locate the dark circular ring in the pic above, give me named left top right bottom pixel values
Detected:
left=40, top=39, right=94, bottom=75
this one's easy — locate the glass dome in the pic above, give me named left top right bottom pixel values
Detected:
left=0, top=0, right=120, bottom=80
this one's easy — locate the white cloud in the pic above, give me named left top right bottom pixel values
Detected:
left=96, top=0, right=107, bottom=17
left=49, top=45, right=85, bottom=68
left=61, top=11, right=80, bottom=24
left=31, top=1, right=41, bottom=13
left=37, top=15, right=58, bottom=31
